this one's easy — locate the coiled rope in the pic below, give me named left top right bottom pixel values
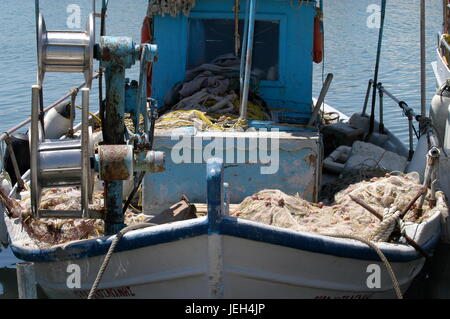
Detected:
left=370, top=206, right=402, bottom=243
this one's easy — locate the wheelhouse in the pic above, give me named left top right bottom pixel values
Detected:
left=143, top=0, right=323, bottom=213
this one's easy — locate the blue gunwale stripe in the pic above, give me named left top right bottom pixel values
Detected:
left=10, top=215, right=437, bottom=263
left=11, top=219, right=209, bottom=263
left=219, top=216, right=439, bottom=263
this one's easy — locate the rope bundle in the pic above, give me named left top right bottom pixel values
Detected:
left=369, top=206, right=402, bottom=242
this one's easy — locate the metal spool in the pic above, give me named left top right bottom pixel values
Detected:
left=37, top=130, right=94, bottom=193
left=30, top=86, right=95, bottom=218
left=37, top=13, right=95, bottom=87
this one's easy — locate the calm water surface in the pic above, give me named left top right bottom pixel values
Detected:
left=313, top=0, right=442, bottom=143
left=0, top=0, right=444, bottom=142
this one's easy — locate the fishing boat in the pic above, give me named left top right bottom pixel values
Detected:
left=0, top=0, right=448, bottom=299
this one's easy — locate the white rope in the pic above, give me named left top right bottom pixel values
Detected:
left=322, top=233, right=403, bottom=299
left=88, top=223, right=155, bottom=299
left=370, top=206, right=402, bottom=242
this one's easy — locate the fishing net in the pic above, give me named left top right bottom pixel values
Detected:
left=157, top=53, right=271, bottom=131
left=3, top=187, right=151, bottom=248
left=155, top=100, right=270, bottom=132
left=124, top=101, right=269, bottom=133
left=124, top=114, right=145, bottom=134
left=147, top=0, right=196, bottom=17
left=155, top=110, right=248, bottom=131
left=232, top=172, right=439, bottom=241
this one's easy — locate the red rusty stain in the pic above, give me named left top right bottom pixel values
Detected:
left=102, top=47, right=111, bottom=61
left=99, top=145, right=131, bottom=181
left=304, top=154, right=317, bottom=165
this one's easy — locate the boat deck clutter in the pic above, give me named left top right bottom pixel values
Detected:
left=232, top=172, right=441, bottom=242
left=1, top=170, right=442, bottom=248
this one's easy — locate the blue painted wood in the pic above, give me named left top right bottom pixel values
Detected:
left=152, top=0, right=317, bottom=123
left=143, top=131, right=321, bottom=213
left=124, top=81, right=138, bottom=114
left=247, top=120, right=316, bottom=132
left=206, top=158, right=224, bottom=234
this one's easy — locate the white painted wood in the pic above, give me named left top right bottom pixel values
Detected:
left=208, top=234, right=224, bottom=298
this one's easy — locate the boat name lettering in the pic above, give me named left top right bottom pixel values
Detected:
left=74, top=286, right=135, bottom=299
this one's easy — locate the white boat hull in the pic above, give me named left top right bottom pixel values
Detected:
left=3, top=132, right=444, bottom=300
left=31, top=233, right=423, bottom=299
left=8, top=209, right=441, bottom=299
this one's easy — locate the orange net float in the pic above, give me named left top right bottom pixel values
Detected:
left=313, top=7, right=324, bottom=64
left=141, top=16, right=154, bottom=97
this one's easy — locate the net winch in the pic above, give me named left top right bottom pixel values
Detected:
left=30, top=6, right=165, bottom=234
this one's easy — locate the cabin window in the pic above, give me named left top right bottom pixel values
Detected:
left=187, top=18, right=280, bottom=81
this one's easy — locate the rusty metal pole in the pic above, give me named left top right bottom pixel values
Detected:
left=104, top=67, right=126, bottom=235
left=97, top=37, right=138, bottom=235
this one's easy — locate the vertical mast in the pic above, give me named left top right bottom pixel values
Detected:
left=368, top=0, right=386, bottom=136
left=239, top=0, right=257, bottom=120
left=420, top=0, right=426, bottom=118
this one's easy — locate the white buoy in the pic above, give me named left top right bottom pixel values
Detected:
left=0, top=172, right=12, bottom=246
left=42, top=100, right=73, bottom=139
left=431, top=81, right=450, bottom=147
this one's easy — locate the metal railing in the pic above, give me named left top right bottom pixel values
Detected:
left=362, top=79, right=422, bottom=161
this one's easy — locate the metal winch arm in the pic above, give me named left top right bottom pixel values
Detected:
left=135, top=44, right=157, bottom=134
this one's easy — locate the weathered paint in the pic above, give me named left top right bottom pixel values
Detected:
left=207, top=158, right=224, bottom=234
left=97, top=36, right=139, bottom=235
left=134, top=150, right=165, bottom=173
left=143, top=129, right=321, bottom=214
left=206, top=159, right=225, bottom=298
left=100, top=37, right=138, bottom=69
left=98, top=145, right=134, bottom=181
left=104, top=181, right=125, bottom=235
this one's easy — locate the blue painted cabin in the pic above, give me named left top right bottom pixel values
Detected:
left=143, top=0, right=323, bottom=213
left=152, top=0, right=317, bottom=123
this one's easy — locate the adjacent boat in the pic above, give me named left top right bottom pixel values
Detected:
left=1, top=0, right=449, bottom=299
